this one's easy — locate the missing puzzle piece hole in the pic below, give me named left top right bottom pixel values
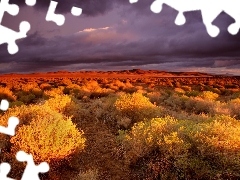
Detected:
left=8, top=43, right=18, bottom=55
left=37, top=162, right=50, bottom=173
left=175, top=12, right=186, bottom=26
left=0, top=162, right=15, bottom=180
left=0, top=163, right=11, bottom=175
left=71, top=6, right=82, bottom=16
left=228, top=23, right=239, bottom=35
left=129, top=0, right=138, bottom=3
left=150, top=0, right=163, bottom=13
left=8, top=21, right=30, bottom=55
left=8, top=117, right=19, bottom=127
left=9, top=4, right=19, bottom=16
left=207, top=25, right=220, bottom=37
left=16, top=151, right=50, bottom=177
left=0, top=116, right=19, bottom=136
left=0, top=100, right=9, bottom=111
left=19, top=21, right=31, bottom=33
left=46, top=1, right=65, bottom=26
left=25, top=0, right=36, bottom=6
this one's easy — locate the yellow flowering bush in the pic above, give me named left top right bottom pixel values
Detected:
left=0, top=95, right=85, bottom=167
left=0, top=87, right=16, bottom=101
left=193, top=116, right=240, bottom=177
left=10, top=112, right=85, bottom=164
left=199, top=91, right=219, bottom=101
left=120, top=115, right=240, bottom=179
left=0, top=95, right=72, bottom=126
left=44, top=94, right=72, bottom=113
left=120, top=117, right=185, bottom=161
left=114, top=92, right=158, bottom=124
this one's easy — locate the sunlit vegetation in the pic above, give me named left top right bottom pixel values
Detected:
left=0, top=70, right=240, bottom=179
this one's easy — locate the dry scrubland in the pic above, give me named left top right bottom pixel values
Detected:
left=0, top=70, right=240, bottom=179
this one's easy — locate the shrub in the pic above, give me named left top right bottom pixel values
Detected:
left=146, top=91, right=162, bottom=105
left=120, top=116, right=180, bottom=161
left=185, top=90, right=200, bottom=97
left=190, top=115, right=240, bottom=178
left=199, top=91, right=219, bottom=101
left=114, top=92, right=158, bottom=124
left=120, top=115, right=240, bottom=179
left=10, top=113, right=86, bottom=164
left=31, top=87, right=43, bottom=98
left=185, top=97, right=216, bottom=115
left=44, top=95, right=72, bottom=113
left=83, top=81, right=101, bottom=92
left=0, top=95, right=73, bottom=127
left=228, top=98, right=240, bottom=119
left=40, top=83, right=52, bottom=90
left=44, top=87, right=64, bottom=98
left=0, top=104, right=36, bottom=127
left=163, top=94, right=188, bottom=111
left=174, top=87, right=185, bottom=94
left=0, top=87, right=16, bottom=101
left=18, top=93, right=36, bottom=104
left=10, top=100, right=24, bottom=108
left=22, top=82, right=39, bottom=92
left=181, top=85, right=191, bottom=91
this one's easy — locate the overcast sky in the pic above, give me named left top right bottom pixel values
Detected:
left=1, top=0, right=240, bottom=75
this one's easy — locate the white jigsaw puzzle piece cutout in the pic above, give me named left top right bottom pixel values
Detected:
left=130, top=0, right=240, bottom=37
left=46, top=0, right=65, bottom=26
left=0, top=99, right=19, bottom=136
left=0, top=99, right=9, bottom=111
left=0, top=0, right=19, bottom=24
left=71, top=6, right=82, bottom=16
left=129, top=0, right=138, bottom=3
left=0, top=21, right=30, bottom=54
left=25, top=0, right=37, bottom=7
left=0, top=163, right=15, bottom=180
left=16, top=151, right=50, bottom=180
left=0, top=0, right=31, bottom=54
left=0, top=116, right=19, bottom=136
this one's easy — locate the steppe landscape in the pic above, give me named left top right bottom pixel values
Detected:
left=0, top=69, right=240, bottom=179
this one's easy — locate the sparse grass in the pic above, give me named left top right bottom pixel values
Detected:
left=71, top=169, right=98, bottom=180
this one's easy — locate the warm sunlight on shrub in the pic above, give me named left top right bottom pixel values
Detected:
left=185, top=96, right=216, bottom=114
left=114, top=92, right=158, bottom=124
left=199, top=91, right=219, bottom=101
left=120, top=114, right=240, bottom=179
left=119, top=117, right=180, bottom=162
left=44, top=87, right=64, bottom=98
left=189, top=115, right=240, bottom=177
left=40, top=83, right=52, bottom=90
left=228, top=98, right=240, bottom=119
left=0, top=95, right=73, bottom=127
left=174, top=87, right=185, bottom=94
left=22, top=82, right=39, bottom=92
left=0, top=87, right=16, bottom=101
left=10, top=113, right=85, bottom=164
left=44, top=94, right=72, bottom=113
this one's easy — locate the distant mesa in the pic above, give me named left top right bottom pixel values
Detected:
left=1, top=69, right=221, bottom=78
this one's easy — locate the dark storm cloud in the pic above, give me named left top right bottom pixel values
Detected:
left=1, top=0, right=240, bottom=74
left=10, top=0, right=125, bottom=16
